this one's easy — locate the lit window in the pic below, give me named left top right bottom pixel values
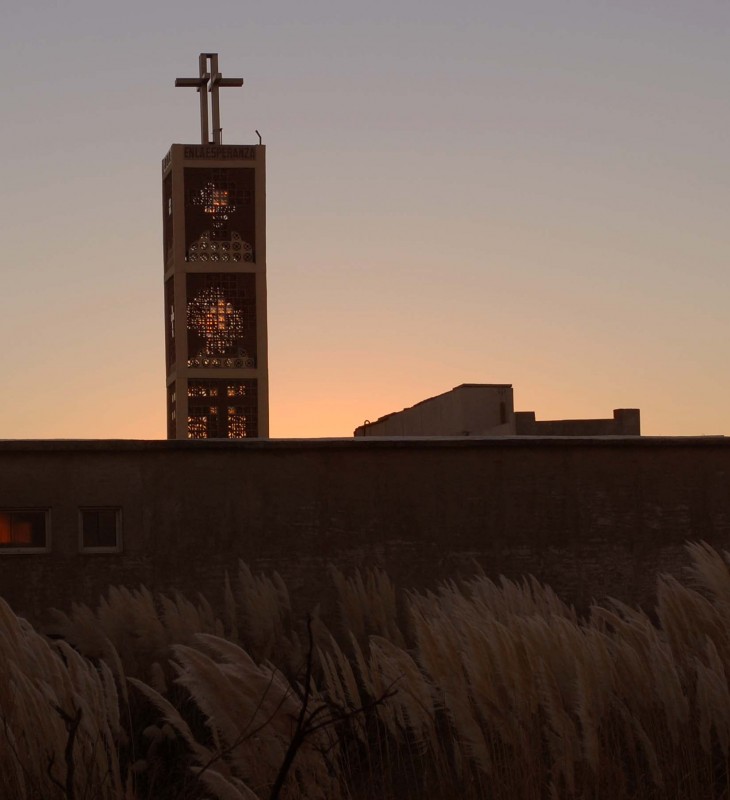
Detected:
left=0, top=510, right=49, bottom=552
left=80, top=508, right=121, bottom=552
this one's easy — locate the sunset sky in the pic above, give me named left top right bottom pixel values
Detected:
left=1, top=1, right=728, bottom=438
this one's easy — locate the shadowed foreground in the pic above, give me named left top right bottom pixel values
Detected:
left=2, top=542, right=730, bottom=799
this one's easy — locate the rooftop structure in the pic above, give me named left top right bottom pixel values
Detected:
left=354, top=384, right=640, bottom=437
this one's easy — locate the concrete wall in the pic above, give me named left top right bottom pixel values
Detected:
left=0, top=436, right=728, bottom=623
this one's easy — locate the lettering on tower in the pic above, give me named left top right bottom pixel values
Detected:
left=183, top=146, right=256, bottom=160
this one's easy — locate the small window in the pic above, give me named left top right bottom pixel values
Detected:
left=80, top=508, right=122, bottom=553
left=0, top=510, right=49, bottom=553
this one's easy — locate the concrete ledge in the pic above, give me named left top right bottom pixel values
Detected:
left=0, top=436, right=726, bottom=453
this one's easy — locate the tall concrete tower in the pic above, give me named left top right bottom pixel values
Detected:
left=162, top=54, right=268, bottom=439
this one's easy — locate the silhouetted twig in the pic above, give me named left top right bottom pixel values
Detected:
left=267, top=616, right=398, bottom=800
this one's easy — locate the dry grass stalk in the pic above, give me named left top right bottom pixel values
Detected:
left=329, top=565, right=405, bottom=647
left=0, top=597, right=125, bottom=799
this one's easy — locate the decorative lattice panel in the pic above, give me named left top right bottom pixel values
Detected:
left=163, top=173, right=173, bottom=263
left=187, top=379, right=258, bottom=439
left=167, top=381, right=176, bottom=439
left=187, top=231, right=253, bottom=264
left=184, top=168, right=255, bottom=261
left=186, top=273, right=257, bottom=368
left=165, top=278, right=175, bottom=369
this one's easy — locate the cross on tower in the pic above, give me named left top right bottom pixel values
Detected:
left=175, top=53, right=244, bottom=145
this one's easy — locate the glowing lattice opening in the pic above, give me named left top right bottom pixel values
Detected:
left=186, top=273, right=256, bottom=367
left=228, top=412, right=247, bottom=438
left=187, top=380, right=258, bottom=439
left=187, top=287, right=244, bottom=356
left=188, top=416, right=208, bottom=439
left=184, top=167, right=255, bottom=250
left=187, top=231, right=253, bottom=263
left=188, top=384, right=219, bottom=398
left=192, top=182, right=236, bottom=230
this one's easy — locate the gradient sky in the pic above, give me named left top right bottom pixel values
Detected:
left=1, top=1, right=728, bottom=438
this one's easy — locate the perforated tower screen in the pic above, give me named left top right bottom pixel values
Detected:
left=162, top=145, right=268, bottom=438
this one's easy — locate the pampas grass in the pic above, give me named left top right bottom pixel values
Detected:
left=6, top=543, right=730, bottom=798
left=0, top=597, right=125, bottom=799
left=132, top=634, right=341, bottom=800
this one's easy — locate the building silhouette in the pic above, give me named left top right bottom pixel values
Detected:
left=354, top=384, right=640, bottom=437
left=164, top=54, right=269, bottom=439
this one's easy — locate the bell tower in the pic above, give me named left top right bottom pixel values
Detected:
left=162, top=54, right=268, bottom=439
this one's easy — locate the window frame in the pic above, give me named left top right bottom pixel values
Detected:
left=0, top=508, right=51, bottom=554
left=78, top=507, right=123, bottom=554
